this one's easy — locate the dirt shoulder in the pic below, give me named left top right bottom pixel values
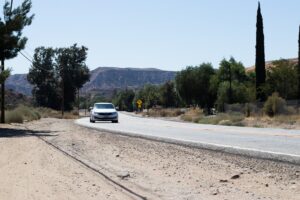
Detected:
left=1, top=118, right=300, bottom=200
left=0, top=124, right=134, bottom=200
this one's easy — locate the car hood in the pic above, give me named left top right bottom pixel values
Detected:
left=93, top=109, right=117, bottom=113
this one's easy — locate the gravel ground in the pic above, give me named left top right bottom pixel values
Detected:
left=1, top=118, right=299, bottom=200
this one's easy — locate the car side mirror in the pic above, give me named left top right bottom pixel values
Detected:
left=115, top=106, right=119, bottom=111
left=88, top=107, right=93, bottom=112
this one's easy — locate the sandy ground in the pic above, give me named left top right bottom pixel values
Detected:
left=0, top=124, right=135, bottom=200
left=0, top=118, right=300, bottom=200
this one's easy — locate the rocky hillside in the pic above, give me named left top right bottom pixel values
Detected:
left=246, top=58, right=298, bottom=72
left=6, top=74, right=32, bottom=96
left=82, top=67, right=176, bottom=93
left=6, top=67, right=176, bottom=97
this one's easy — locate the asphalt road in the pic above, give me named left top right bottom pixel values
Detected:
left=76, top=112, right=300, bottom=164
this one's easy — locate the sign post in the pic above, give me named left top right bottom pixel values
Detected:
left=136, top=99, right=143, bottom=112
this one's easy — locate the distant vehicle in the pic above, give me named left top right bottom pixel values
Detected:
left=90, top=103, right=118, bottom=123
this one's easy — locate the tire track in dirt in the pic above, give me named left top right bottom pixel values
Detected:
left=24, top=125, right=148, bottom=200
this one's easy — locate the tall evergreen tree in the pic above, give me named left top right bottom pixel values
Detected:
left=0, top=0, right=34, bottom=123
left=255, top=2, right=266, bottom=101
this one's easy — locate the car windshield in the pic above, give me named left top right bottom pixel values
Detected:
left=94, top=104, right=114, bottom=109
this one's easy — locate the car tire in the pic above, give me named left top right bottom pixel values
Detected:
left=112, top=120, right=118, bottom=123
left=90, top=118, right=95, bottom=123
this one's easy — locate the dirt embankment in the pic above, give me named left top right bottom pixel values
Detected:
left=0, top=118, right=299, bottom=200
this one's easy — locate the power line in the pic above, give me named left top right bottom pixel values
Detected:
left=23, top=49, right=34, bottom=60
left=19, top=51, right=33, bottom=63
left=19, top=51, right=52, bottom=73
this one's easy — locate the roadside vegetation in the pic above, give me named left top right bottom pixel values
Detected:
left=5, top=105, right=40, bottom=123
left=2, top=105, right=79, bottom=124
left=1, top=2, right=300, bottom=130
left=142, top=108, right=184, bottom=118
left=106, top=4, right=300, bottom=129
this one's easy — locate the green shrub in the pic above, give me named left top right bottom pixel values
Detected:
left=263, top=93, right=287, bottom=117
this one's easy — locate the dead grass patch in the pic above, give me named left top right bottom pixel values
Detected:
left=143, top=108, right=185, bottom=118
left=198, top=113, right=245, bottom=126
left=181, top=108, right=204, bottom=122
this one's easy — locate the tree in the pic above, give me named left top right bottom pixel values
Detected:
left=66, top=44, right=89, bottom=111
left=27, top=47, right=59, bottom=109
left=159, top=81, right=179, bottom=108
left=56, top=45, right=90, bottom=112
left=175, top=63, right=216, bottom=110
left=255, top=2, right=266, bottom=101
left=0, top=0, right=34, bottom=123
left=266, top=59, right=298, bottom=100
left=175, top=66, right=194, bottom=105
left=218, top=57, right=248, bottom=104
left=214, top=57, right=251, bottom=110
left=28, top=44, right=90, bottom=111
left=216, top=81, right=250, bottom=111
left=113, top=89, right=135, bottom=111
left=0, top=69, right=10, bottom=84
left=135, top=84, right=160, bottom=109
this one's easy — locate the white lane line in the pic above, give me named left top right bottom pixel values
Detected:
left=179, top=139, right=300, bottom=158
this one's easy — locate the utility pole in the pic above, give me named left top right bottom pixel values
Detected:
left=229, top=64, right=232, bottom=104
left=61, top=65, right=64, bottom=118
left=77, top=88, right=80, bottom=117
left=1, top=60, right=4, bottom=123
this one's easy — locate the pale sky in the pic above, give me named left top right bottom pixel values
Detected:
left=4, top=0, right=300, bottom=74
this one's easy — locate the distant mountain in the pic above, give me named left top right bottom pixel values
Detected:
left=246, top=58, right=298, bottom=72
left=82, top=67, right=176, bottom=96
left=6, top=67, right=177, bottom=97
left=6, top=74, right=32, bottom=96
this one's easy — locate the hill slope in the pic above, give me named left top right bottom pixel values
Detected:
left=6, top=67, right=176, bottom=97
left=246, top=58, right=298, bottom=72
left=82, top=67, right=176, bottom=92
left=6, top=74, right=32, bottom=96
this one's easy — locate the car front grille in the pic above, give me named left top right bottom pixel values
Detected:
left=97, top=113, right=113, bottom=116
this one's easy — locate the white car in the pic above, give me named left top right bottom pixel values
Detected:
left=90, top=103, right=118, bottom=123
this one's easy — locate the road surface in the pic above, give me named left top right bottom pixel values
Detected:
left=76, top=113, right=300, bottom=164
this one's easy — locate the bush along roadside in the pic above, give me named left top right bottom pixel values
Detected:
left=5, top=105, right=41, bottom=123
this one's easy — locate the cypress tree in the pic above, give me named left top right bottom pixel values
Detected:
left=255, top=2, right=266, bottom=101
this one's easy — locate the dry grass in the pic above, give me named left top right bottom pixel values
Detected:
left=197, top=113, right=245, bottom=126
left=180, top=108, right=245, bottom=126
left=143, top=108, right=185, bottom=118
left=180, top=108, right=204, bottom=122
left=143, top=106, right=300, bottom=128
left=239, top=114, right=300, bottom=129
left=5, top=105, right=41, bottom=123
left=180, top=105, right=300, bottom=128
left=36, top=107, right=79, bottom=119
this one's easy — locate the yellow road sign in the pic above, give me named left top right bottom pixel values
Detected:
left=137, top=99, right=142, bottom=105
left=137, top=99, right=142, bottom=109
